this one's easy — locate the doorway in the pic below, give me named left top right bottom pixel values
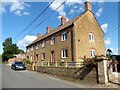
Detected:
left=51, top=51, right=55, bottom=63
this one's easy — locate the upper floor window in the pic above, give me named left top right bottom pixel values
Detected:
left=36, top=44, right=39, bottom=49
left=51, top=37, right=55, bottom=45
left=41, top=53, right=45, bottom=60
left=89, top=33, right=94, bottom=41
left=61, top=49, right=68, bottom=58
left=90, top=49, right=95, bottom=57
left=61, top=31, right=67, bottom=41
left=31, top=46, right=33, bottom=51
left=42, top=41, right=45, bottom=48
left=27, top=48, right=29, bottom=52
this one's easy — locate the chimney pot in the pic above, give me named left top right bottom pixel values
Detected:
left=61, top=16, right=66, bottom=25
left=37, top=33, right=41, bottom=38
left=46, top=26, right=51, bottom=34
left=85, top=2, right=92, bottom=11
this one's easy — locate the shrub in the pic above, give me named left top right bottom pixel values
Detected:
left=23, top=60, right=31, bottom=64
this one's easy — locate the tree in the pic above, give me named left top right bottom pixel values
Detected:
left=18, top=49, right=24, bottom=54
left=2, top=38, right=19, bottom=62
left=106, top=49, right=113, bottom=59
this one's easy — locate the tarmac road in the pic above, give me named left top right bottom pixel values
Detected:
left=2, top=64, right=84, bottom=88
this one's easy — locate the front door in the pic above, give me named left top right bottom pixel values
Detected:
left=51, top=51, right=55, bottom=63
left=36, top=54, right=38, bottom=62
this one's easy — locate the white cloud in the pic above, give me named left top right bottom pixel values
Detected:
left=23, top=12, right=29, bottom=15
left=50, top=0, right=84, bottom=21
left=96, top=7, right=103, bottom=17
left=0, top=5, right=6, bottom=15
left=50, top=0, right=67, bottom=20
left=104, top=38, right=111, bottom=46
left=17, top=35, right=37, bottom=50
left=65, top=0, right=83, bottom=6
left=101, top=23, right=108, bottom=33
left=10, top=2, right=24, bottom=12
left=14, top=10, right=21, bottom=16
left=1, top=0, right=30, bottom=16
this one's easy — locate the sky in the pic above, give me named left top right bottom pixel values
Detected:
left=0, top=0, right=119, bottom=55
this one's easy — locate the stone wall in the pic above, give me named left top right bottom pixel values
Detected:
left=26, top=65, right=33, bottom=71
left=26, top=64, right=98, bottom=84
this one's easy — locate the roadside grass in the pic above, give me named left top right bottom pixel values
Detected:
left=0, top=61, right=7, bottom=64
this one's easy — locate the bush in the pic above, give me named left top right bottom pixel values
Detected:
left=23, top=60, right=31, bottom=64
left=59, top=62, right=65, bottom=66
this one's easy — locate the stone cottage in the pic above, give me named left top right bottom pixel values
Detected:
left=26, top=2, right=106, bottom=64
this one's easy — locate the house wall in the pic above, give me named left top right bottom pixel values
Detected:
left=26, top=11, right=106, bottom=63
left=26, top=26, right=73, bottom=64
left=74, top=11, right=106, bottom=62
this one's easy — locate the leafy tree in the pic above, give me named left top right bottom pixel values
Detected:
left=2, top=38, right=19, bottom=62
left=18, top=49, right=24, bottom=54
left=3, top=38, right=12, bottom=50
left=106, top=49, right=113, bottom=59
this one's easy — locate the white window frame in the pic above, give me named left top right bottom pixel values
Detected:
left=36, top=44, right=39, bottom=49
left=61, top=31, right=67, bottom=41
left=51, top=37, right=55, bottom=45
left=30, top=55, right=33, bottom=61
left=42, top=41, right=45, bottom=48
left=90, top=49, right=95, bottom=57
left=42, top=53, right=45, bottom=60
left=89, top=33, right=94, bottom=41
left=61, top=49, right=68, bottom=58
left=31, top=46, right=33, bottom=51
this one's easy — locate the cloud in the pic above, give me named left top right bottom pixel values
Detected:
left=104, top=38, right=111, bottom=46
left=101, top=23, right=108, bottom=33
left=50, top=0, right=84, bottom=21
left=50, top=0, right=66, bottom=19
left=0, top=4, right=6, bottom=14
left=23, top=11, right=29, bottom=15
left=14, top=10, right=21, bottom=16
left=96, top=7, right=103, bottom=17
left=17, top=35, right=37, bottom=50
left=1, top=0, right=30, bottom=16
left=65, top=0, right=83, bottom=6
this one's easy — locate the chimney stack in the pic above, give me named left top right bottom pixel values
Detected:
left=85, top=2, right=92, bottom=11
left=46, top=26, right=51, bottom=34
left=61, top=16, right=66, bottom=25
left=37, top=33, right=41, bottom=38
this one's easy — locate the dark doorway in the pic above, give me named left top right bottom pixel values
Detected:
left=51, top=51, right=55, bottom=63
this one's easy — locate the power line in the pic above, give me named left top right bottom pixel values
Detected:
left=105, top=27, right=119, bottom=37
left=14, top=0, right=55, bottom=40
left=25, top=0, right=67, bottom=36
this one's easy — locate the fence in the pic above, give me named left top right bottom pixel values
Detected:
left=36, top=61, right=85, bottom=68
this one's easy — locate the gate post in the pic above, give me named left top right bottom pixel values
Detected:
left=97, top=59, right=108, bottom=84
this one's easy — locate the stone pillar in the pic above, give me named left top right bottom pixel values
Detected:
left=41, top=61, right=43, bottom=66
left=98, top=60, right=108, bottom=84
left=65, top=61, right=67, bottom=67
left=48, top=61, right=50, bottom=66
left=32, top=62, right=35, bottom=71
left=55, top=61, right=58, bottom=67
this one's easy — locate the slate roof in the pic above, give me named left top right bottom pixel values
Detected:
left=27, top=12, right=86, bottom=47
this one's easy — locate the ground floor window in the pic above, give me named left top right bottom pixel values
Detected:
left=42, top=53, right=45, bottom=60
left=62, top=49, right=68, bottom=58
left=90, top=49, right=95, bottom=57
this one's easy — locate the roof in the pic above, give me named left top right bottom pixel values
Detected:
left=27, top=11, right=86, bottom=47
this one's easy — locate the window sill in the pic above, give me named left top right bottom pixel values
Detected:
left=89, top=40, right=94, bottom=42
left=61, top=39, right=67, bottom=42
left=62, top=57, right=67, bottom=59
left=51, top=44, right=55, bottom=46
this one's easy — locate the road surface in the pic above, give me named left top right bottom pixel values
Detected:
left=2, top=64, right=84, bottom=88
